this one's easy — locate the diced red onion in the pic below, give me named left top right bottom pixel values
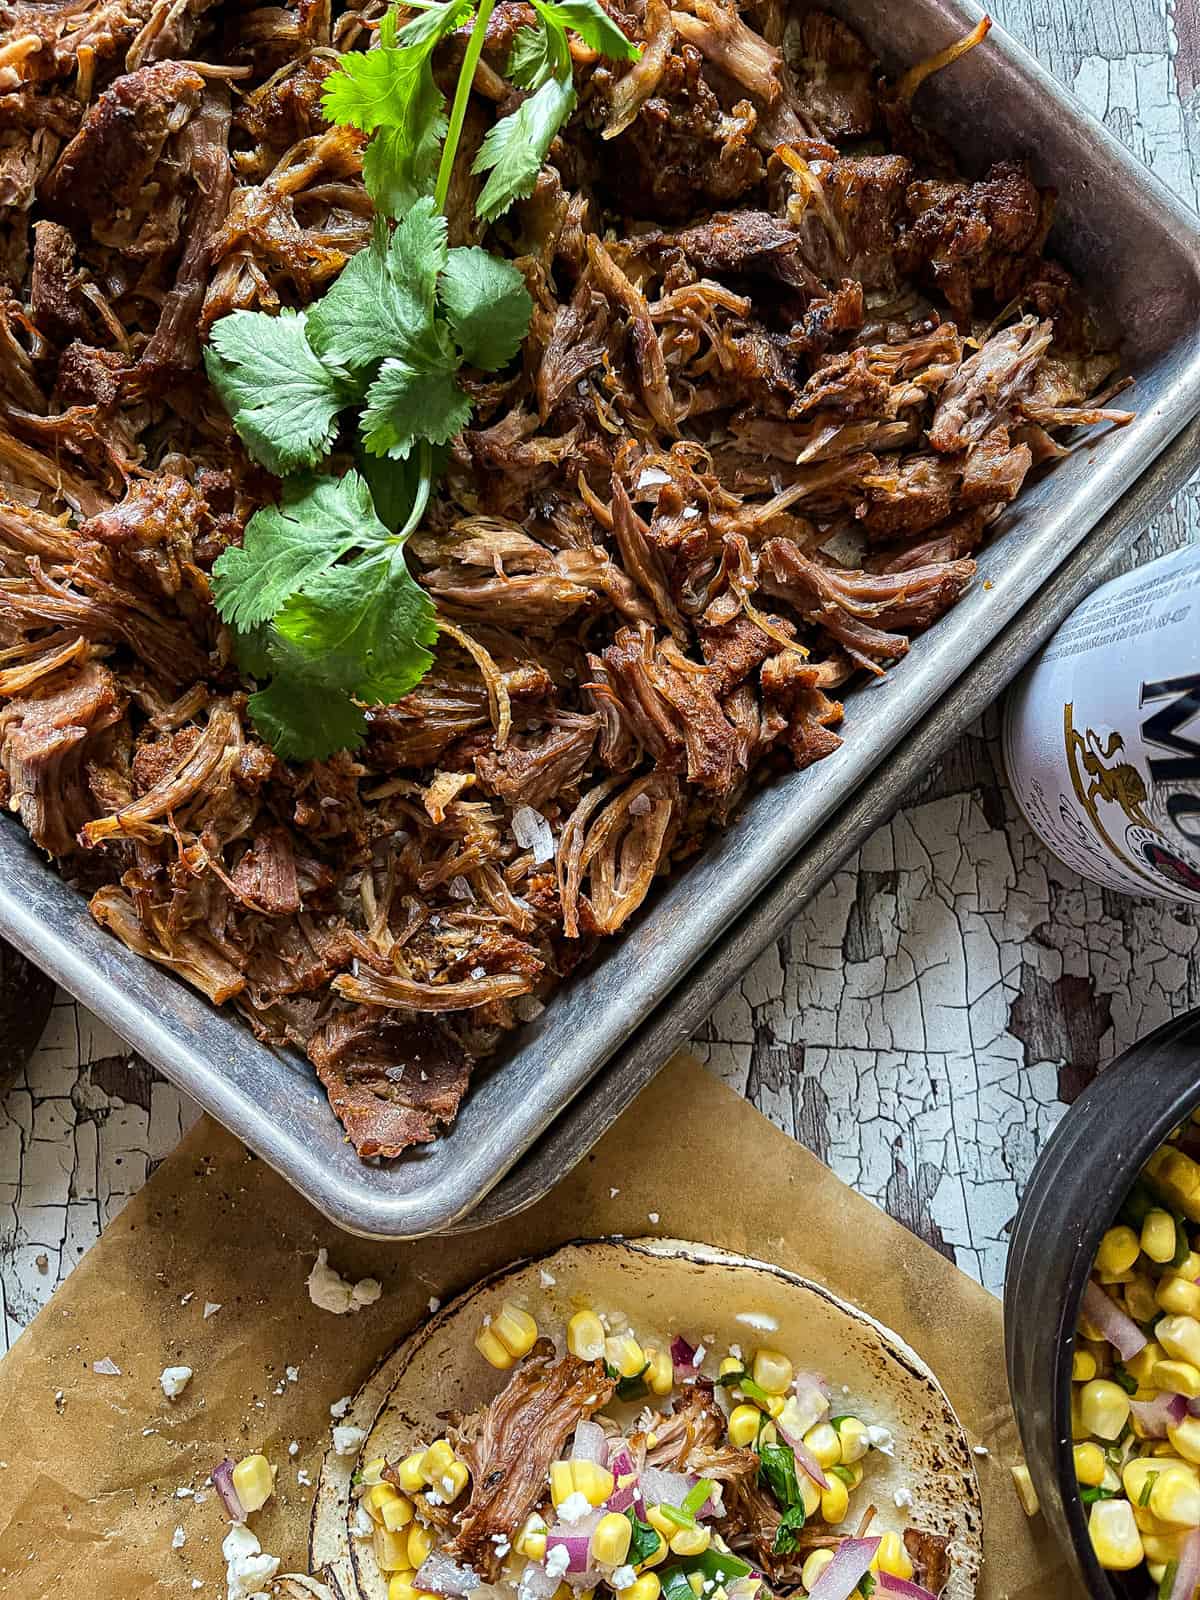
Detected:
left=415, top=1553, right=479, bottom=1597
left=1130, top=1391, right=1187, bottom=1437
left=792, top=1370, right=832, bottom=1400
left=1169, top=1527, right=1200, bottom=1600
left=609, top=1448, right=635, bottom=1479
left=774, top=1416, right=831, bottom=1490
left=607, top=1482, right=636, bottom=1513
left=807, top=1538, right=882, bottom=1600
left=546, top=1527, right=599, bottom=1574
left=671, top=1336, right=697, bottom=1379
left=877, top=1577, right=938, bottom=1600
left=211, top=1457, right=245, bottom=1522
left=1189, top=1396, right=1200, bottom=1419
left=640, top=1467, right=696, bottom=1511
left=1081, top=1281, right=1147, bottom=1361
left=572, top=1420, right=608, bottom=1465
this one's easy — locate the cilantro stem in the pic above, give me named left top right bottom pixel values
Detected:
left=434, top=0, right=497, bottom=212
left=395, top=440, right=434, bottom=542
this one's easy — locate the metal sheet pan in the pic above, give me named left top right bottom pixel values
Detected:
left=3, top=0, right=1200, bottom=1237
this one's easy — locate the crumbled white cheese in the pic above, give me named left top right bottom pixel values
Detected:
left=298, top=1469, right=313, bottom=1487
left=539, top=1269, right=557, bottom=1289
left=609, top=1188, right=619, bottom=1198
left=175, top=1487, right=196, bottom=1500
left=556, top=1491, right=592, bottom=1525
left=865, top=1424, right=894, bottom=1457
left=173, top=1527, right=187, bottom=1551
left=289, top=1441, right=300, bottom=1458
left=428, top=1297, right=441, bottom=1314
left=223, top=1523, right=280, bottom=1600
left=544, top=1544, right=570, bottom=1580
left=330, top=1395, right=352, bottom=1420
left=161, top=1365, right=193, bottom=1400
left=285, top=1366, right=300, bottom=1384
left=203, top=1303, right=222, bottom=1320
left=729, top=1343, right=742, bottom=1361
left=93, top=1357, right=121, bottom=1376
left=611, top=1567, right=637, bottom=1591
left=425, top=1489, right=445, bottom=1506
left=491, top=1534, right=512, bottom=1557
left=353, top=1505, right=374, bottom=1538
left=333, top=1424, right=367, bottom=1456
left=734, top=1312, right=779, bottom=1333
left=306, top=1250, right=382, bottom=1315
left=648, top=1213, right=659, bottom=1225
left=893, top=1487, right=914, bottom=1510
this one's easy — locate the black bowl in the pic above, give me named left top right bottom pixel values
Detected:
left=1006, top=1008, right=1200, bottom=1597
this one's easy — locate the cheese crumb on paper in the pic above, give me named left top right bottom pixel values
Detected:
left=161, top=1365, right=193, bottom=1400
left=332, top=1424, right=367, bottom=1456
left=223, top=1524, right=280, bottom=1600
left=306, top=1249, right=382, bottom=1315
left=93, top=1356, right=121, bottom=1376
left=173, top=1527, right=187, bottom=1550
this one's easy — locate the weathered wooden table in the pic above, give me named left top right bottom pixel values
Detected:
left=3, top=0, right=1199, bottom=1350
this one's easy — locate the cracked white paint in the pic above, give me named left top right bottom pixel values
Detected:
left=3, top=0, right=1200, bottom=1341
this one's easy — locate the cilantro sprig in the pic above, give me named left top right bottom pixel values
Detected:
left=203, top=0, right=637, bottom=758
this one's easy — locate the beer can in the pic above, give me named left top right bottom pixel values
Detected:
left=1003, top=544, right=1200, bottom=903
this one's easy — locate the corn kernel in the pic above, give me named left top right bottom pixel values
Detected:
left=420, top=1440, right=456, bottom=1483
left=1178, top=1251, right=1200, bottom=1280
left=577, top=1461, right=615, bottom=1506
left=820, top=1477, right=850, bottom=1525
left=1155, top=1360, right=1200, bottom=1399
left=1079, top=1379, right=1131, bottom=1441
left=1126, top=1342, right=1164, bottom=1387
left=567, top=1311, right=606, bottom=1362
left=719, top=1357, right=742, bottom=1379
left=686, top=1576, right=704, bottom=1598
left=645, top=1507, right=675, bottom=1541
left=1150, top=1464, right=1200, bottom=1528
left=803, top=1423, right=841, bottom=1469
left=801, top=1551, right=834, bottom=1592
left=231, top=1454, right=274, bottom=1515
left=395, top=1452, right=427, bottom=1493
left=838, top=1462, right=865, bottom=1490
left=835, top=1417, right=869, bottom=1464
left=550, top=1461, right=575, bottom=1506
left=669, top=1525, right=711, bottom=1557
left=1071, top=1350, right=1097, bottom=1383
left=365, top=1483, right=405, bottom=1524
left=361, top=1458, right=387, bottom=1488
left=493, top=1302, right=538, bottom=1360
left=1170, top=1417, right=1200, bottom=1466
left=1162, top=1317, right=1200, bottom=1370
left=605, top=1335, right=646, bottom=1379
left=1143, top=1210, right=1179, bottom=1264
left=1097, top=1226, right=1141, bottom=1276
left=1149, top=1563, right=1168, bottom=1585
left=644, top=1348, right=673, bottom=1397
left=1074, top=1444, right=1105, bottom=1487
left=1121, top=1277, right=1157, bottom=1327
left=1147, top=1148, right=1200, bottom=1220
left=1011, top=1464, right=1040, bottom=1517
left=382, top=1493, right=415, bottom=1532
left=375, top=1526, right=412, bottom=1573
left=475, top=1327, right=515, bottom=1370
left=875, top=1531, right=913, bottom=1581
left=1143, top=1531, right=1185, bottom=1563
left=1160, top=1277, right=1200, bottom=1318
left=798, top=1473, right=822, bottom=1519
left=1089, top=1499, right=1144, bottom=1570
left=758, top=1422, right=777, bottom=1448
left=626, top=1575, right=661, bottom=1600
left=1133, top=1503, right=1173, bottom=1536
left=751, top=1349, right=793, bottom=1396
left=728, top=1405, right=761, bottom=1447
left=438, top=1461, right=469, bottom=1502
left=388, top=1573, right=417, bottom=1600
left=592, top=1512, right=633, bottom=1566
left=408, top=1525, right=435, bottom=1569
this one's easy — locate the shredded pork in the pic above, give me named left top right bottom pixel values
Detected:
left=0, top=0, right=1132, bottom=1157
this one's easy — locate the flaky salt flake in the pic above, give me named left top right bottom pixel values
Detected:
left=648, top=1212, right=659, bottom=1224
left=203, top=1302, right=222, bottom=1320
left=93, top=1357, right=121, bottom=1376
left=512, top=805, right=555, bottom=863
left=428, top=1297, right=441, bottom=1314
left=539, top=1269, right=557, bottom=1288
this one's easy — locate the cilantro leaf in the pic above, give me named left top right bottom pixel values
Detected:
left=624, top=1513, right=662, bottom=1567
left=360, top=356, right=472, bottom=459
left=758, top=1442, right=801, bottom=1512
left=532, top=0, right=640, bottom=61
left=273, top=548, right=438, bottom=703
left=321, top=0, right=471, bottom=215
left=307, top=201, right=449, bottom=372
left=211, top=472, right=379, bottom=632
left=508, top=20, right=556, bottom=89
left=439, top=247, right=532, bottom=370
left=473, top=73, right=576, bottom=222
left=204, top=309, right=355, bottom=475
left=248, top=662, right=369, bottom=762
left=772, top=1504, right=806, bottom=1556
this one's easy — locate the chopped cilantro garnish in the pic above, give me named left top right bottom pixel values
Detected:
left=625, top=1513, right=662, bottom=1567
left=1079, top=1485, right=1118, bottom=1505
left=658, top=1504, right=696, bottom=1531
left=1139, top=1472, right=1159, bottom=1508
left=757, top=1442, right=802, bottom=1512
left=681, top=1478, right=715, bottom=1518
left=772, top=1503, right=806, bottom=1555
left=1111, top=1366, right=1138, bottom=1396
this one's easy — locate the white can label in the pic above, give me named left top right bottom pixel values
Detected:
left=1003, top=545, right=1200, bottom=904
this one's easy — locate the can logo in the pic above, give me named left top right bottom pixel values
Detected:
left=1063, top=673, right=1200, bottom=898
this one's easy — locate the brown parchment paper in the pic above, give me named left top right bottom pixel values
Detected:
left=0, top=1053, right=1079, bottom=1599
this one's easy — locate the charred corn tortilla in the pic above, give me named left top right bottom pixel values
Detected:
left=310, top=1238, right=982, bottom=1599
